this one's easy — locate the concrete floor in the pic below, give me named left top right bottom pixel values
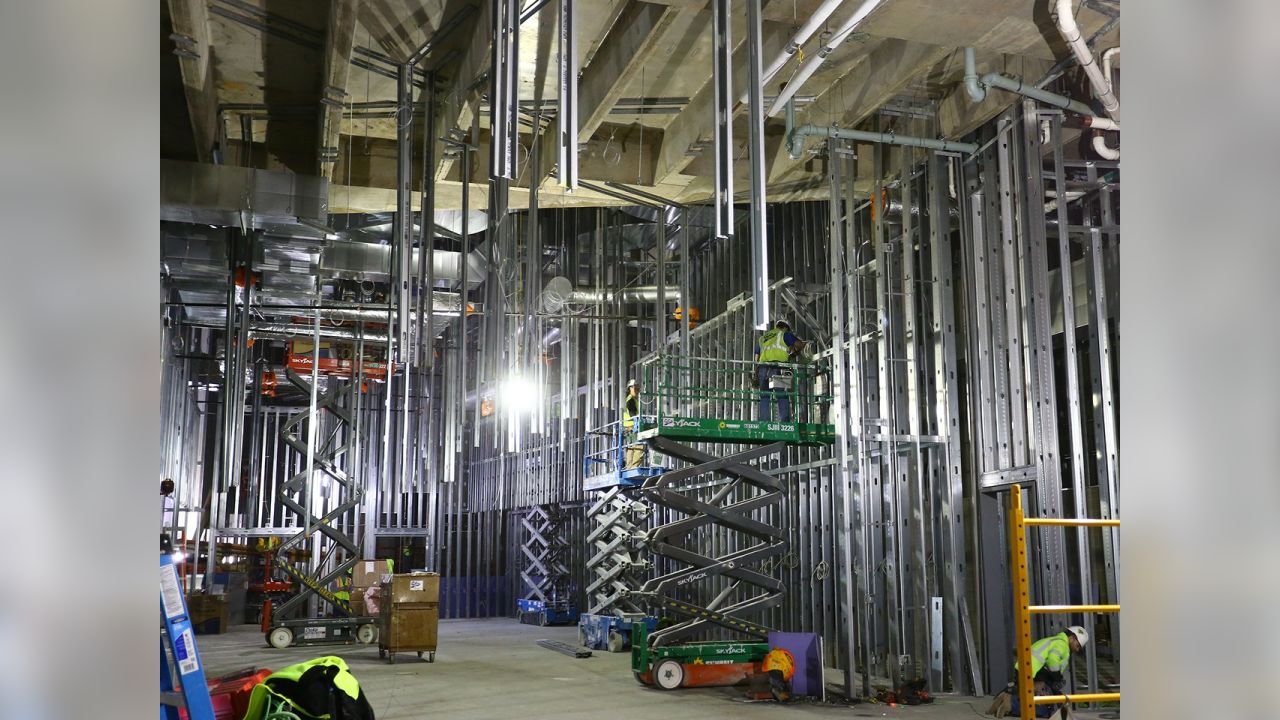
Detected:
left=197, top=618, right=1113, bottom=720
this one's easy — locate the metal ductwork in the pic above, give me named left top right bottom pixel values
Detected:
left=320, top=238, right=487, bottom=287
left=540, top=276, right=678, bottom=313
left=249, top=322, right=390, bottom=345
left=161, top=160, right=328, bottom=231
left=253, top=294, right=472, bottom=322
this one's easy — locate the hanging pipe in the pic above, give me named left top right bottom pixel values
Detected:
left=1091, top=46, right=1121, bottom=159
left=965, top=46, right=1119, bottom=159
left=766, top=0, right=884, bottom=117
left=962, top=48, right=1095, bottom=116
left=1054, top=0, right=1119, bottom=120
left=786, top=123, right=977, bottom=160
left=739, top=0, right=846, bottom=105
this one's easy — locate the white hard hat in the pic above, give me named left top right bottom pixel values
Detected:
left=627, top=378, right=639, bottom=388
left=1065, top=626, right=1089, bottom=648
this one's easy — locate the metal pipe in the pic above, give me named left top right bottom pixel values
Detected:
left=964, top=47, right=1100, bottom=120
left=787, top=124, right=978, bottom=159
left=963, top=47, right=985, bottom=102
left=746, top=0, right=770, bottom=329
left=981, top=72, right=1094, bottom=116
left=741, top=0, right=845, bottom=104
left=711, top=0, right=733, bottom=238
left=557, top=0, right=578, bottom=188
left=767, top=0, right=884, bottom=116
left=248, top=322, right=390, bottom=344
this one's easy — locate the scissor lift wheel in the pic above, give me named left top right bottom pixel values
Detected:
left=267, top=626, right=294, bottom=649
left=355, top=623, right=377, bottom=644
left=653, top=658, right=685, bottom=690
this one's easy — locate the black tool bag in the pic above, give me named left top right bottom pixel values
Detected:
left=266, top=663, right=376, bottom=720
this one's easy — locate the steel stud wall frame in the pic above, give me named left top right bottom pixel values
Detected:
left=164, top=98, right=1118, bottom=692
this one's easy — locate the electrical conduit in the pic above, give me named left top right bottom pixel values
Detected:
left=766, top=0, right=884, bottom=117
left=740, top=0, right=846, bottom=104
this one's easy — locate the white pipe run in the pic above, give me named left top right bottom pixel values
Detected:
left=766, top=0, right=885, bottom=117
left=1054, top=0, right=1119, bottom=121
left=1093, top=46, right=1120, bottom=159
left=739, top=0, right=845, bottom=105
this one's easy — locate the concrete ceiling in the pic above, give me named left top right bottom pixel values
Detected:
left=162, top=0, right=1119, bottom=212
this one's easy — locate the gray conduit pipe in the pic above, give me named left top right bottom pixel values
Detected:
left=786, top=124, right=977, bottom=160
left=963, top=47, right=1094, bottom=116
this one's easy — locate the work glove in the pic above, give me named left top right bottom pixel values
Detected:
left=987, top=690, right=1012, bottom=718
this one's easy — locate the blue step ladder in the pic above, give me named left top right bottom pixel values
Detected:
left=161, top=549, right=215, bottom=720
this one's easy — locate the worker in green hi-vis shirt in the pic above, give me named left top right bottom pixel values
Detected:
left=988, top=626, right=1089, bottom=718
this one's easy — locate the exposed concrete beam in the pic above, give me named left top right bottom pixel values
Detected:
left=167, top=0, right=219, bottom=162
left=579, top=1, right=679, bottom=139
left=435, top=0, right=491, bottom=181
left=652, top=14, right=789, bottom=187
left=318, top=0, right=362, bottom=179
left=535, top=0, right=683, bottom=189
left=768, top=38, right=953, bottom=185
left=856, top=0, right=1115, bottom=62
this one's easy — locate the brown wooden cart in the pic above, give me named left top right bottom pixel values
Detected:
left=377, top=573, right=440, bottom=663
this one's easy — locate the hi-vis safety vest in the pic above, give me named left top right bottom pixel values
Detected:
left=758, top=329, right=791, bottom=363
left=242, top=656, right=372, bottom=720
left=1014, top=632, right=1072, bottom=677
left=622, top=394, right=636, bottom=430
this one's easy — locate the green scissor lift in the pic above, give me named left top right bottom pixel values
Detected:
left=625, top=355, right=835, bottom=690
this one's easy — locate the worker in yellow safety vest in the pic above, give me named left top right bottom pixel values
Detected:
left=621, top=378, right=645, bottom=469
left=989, top=626, right=1089, bottom=718
left=753, top=320, right=804, bottom=422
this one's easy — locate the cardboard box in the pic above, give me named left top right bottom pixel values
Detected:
left=348, top=596, right=366, bottom=617
left=186, top=594, right=228, bottom=635
left=353, top=559, right=394, bottom=589
left=382, top=573, right=440, bottom=605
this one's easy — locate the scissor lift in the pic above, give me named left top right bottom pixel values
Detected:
left=579, top=420, right=662, bottom=651
left=264, top=368, right=377, bottom=649
left=517, top=505, right=579, bottom=626
left=624, top=355, right=835, bottom=689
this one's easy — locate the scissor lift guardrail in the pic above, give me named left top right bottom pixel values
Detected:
left=636, top=355, right=836, bottom=445
left=1009, top=484, right=1120, bottom=718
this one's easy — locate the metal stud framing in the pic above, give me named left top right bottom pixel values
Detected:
left=164, top=89, right=1118, bottom=697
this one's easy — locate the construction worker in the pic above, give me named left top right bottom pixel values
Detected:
left=988, top=626, right=1089, bottom=718
left=753, top=320, right=805, bottom=422
left=622, top=378, right=645, bottom=469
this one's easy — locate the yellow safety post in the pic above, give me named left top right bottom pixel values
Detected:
left=1009, top=485, right=1035, bottom=720
left=1009, top=484, right=1121, bottom=719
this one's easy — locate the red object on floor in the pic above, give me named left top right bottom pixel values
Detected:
left=180, top=668, right=272, bottom=720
